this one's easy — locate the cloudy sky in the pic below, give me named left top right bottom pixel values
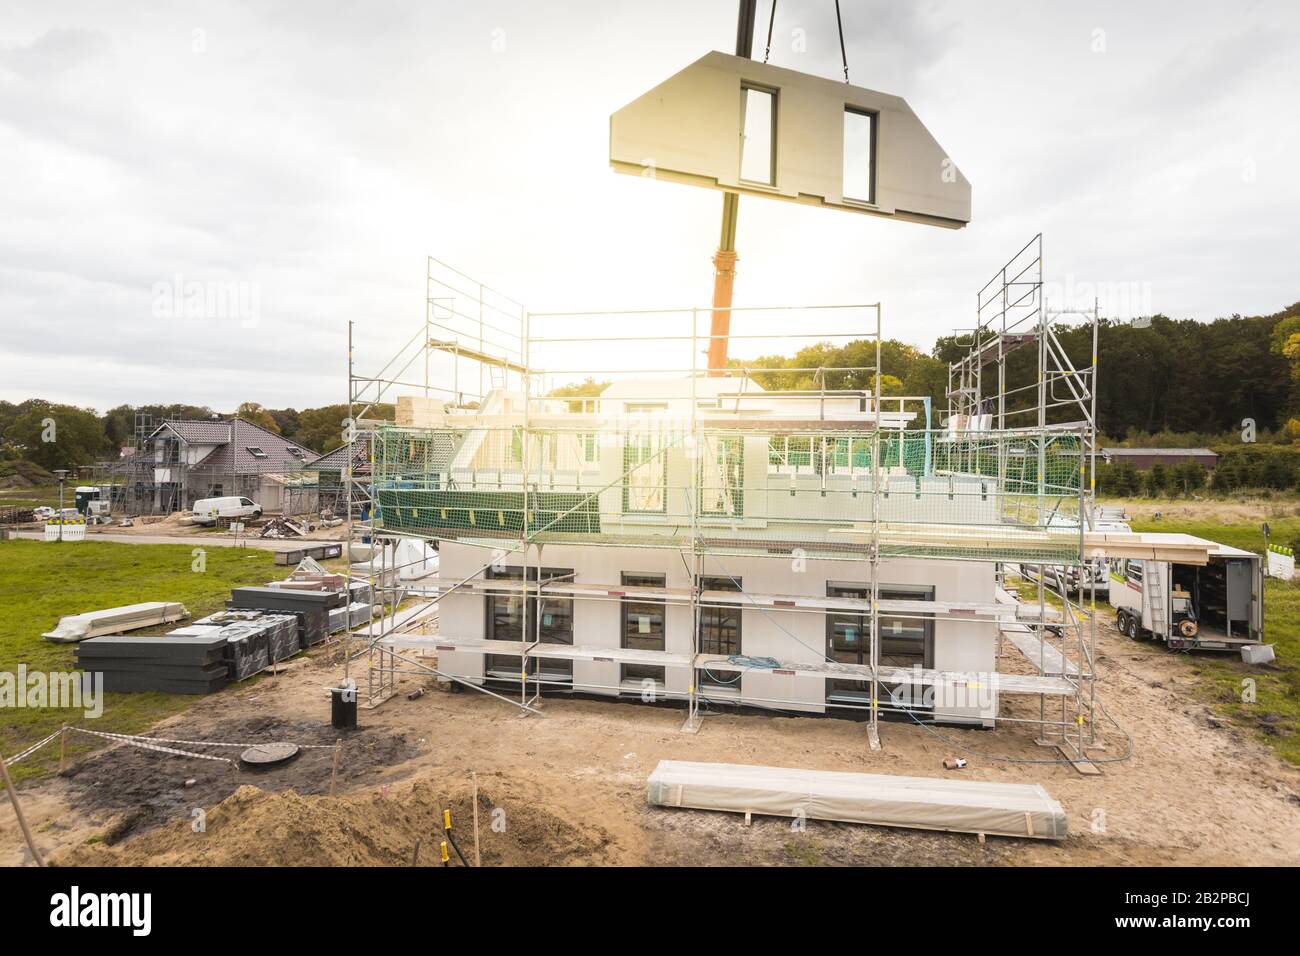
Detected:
left=1, top=0, right=1297, bottom=412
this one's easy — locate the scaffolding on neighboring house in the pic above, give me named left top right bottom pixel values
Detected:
left=344, top=243, right=1104, bottom=763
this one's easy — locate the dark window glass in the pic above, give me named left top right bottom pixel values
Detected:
left=697, top=575, right=741, bottom=689
left=485, top=566, right=574, bottom=679
left=621, top=572, right=665, bottom=685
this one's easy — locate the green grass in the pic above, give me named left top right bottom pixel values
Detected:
left=0, top=539, right=277, bottom=781
left=1129, top=516, right=1300, bottom=765
left=1129, top=516, right=1296, bottom=554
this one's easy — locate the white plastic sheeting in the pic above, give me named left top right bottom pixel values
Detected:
left=42, top=601, right=190, bottom=643
left=646, top=760, right=1067, bottom=840
left=350, top=538, right=439, bottom=582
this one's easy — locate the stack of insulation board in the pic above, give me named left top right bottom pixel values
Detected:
left=43, top=601, right=189, bottom=643
left=74, top=635, right=229, bottom=695
left=227, top=586, right=342, bottom=647
left=329, top=601, right=376, bottom=633
left=193, top=611, right=301, bottom=676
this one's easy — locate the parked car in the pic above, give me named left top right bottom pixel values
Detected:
left=191, top=496, right=263, bottom=526
left=32, top=506, right=55, bottom=521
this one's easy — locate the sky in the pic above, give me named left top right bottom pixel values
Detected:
left=1, top=0, right=1297, bottom=412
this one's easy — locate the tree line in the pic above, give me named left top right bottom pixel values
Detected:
left=3, top=301, right=1298, bottom=480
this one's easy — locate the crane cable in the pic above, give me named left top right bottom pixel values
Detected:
left=764, top=1, right=850, bottom=84
left=835, top=0, right=850, bottom=83
left=763, top=0, right=777, bottom=63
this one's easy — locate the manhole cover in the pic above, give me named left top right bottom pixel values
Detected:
left=240, top=742, right=300, bottom=766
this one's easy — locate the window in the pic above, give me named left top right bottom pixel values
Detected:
left=700, top=435, right=743, bottom=516
left=246, top=446, right=268, bottom=459
left=621, top=573, right=666, bottom=686
left=843, top=108, right=875, bottom=203
left=697, top=575, right=741, bottom=689
left=740, top=86, right=776, bottom=185
left=825, top=583, right=933, bottom=711
left=485, top=566, right=575, bottom=681
left=623, top=432, right=666, bottom=513
left=239, top=498, right=254, bottom=506
left=768, top=435, right=813, bottom=474
left=286, top=446, right=304, bottom=459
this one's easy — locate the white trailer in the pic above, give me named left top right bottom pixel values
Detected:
left=1109, top=543, right=1264, bottom=651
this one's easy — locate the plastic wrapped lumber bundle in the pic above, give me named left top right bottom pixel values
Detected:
left=43, top=601, right=190, bottom=643
left=646, top=760, right=1067, bottom=840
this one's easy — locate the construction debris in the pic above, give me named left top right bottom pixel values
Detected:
left=43, top=601, right=189, bottom=644
left=260, top=516, right=308, bottom=539
left=646, top=760, right=1067, bottom=840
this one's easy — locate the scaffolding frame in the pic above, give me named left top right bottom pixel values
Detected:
left=345, top=246, right=1102, bottom=761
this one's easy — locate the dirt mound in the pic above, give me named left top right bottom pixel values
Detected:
left=57, top=773, right=617, bottom=867
left=61, top=716, right=421, bottom=841
left=0, top=460, right=55, bottom=487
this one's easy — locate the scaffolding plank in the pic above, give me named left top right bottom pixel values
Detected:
left=378, top=634, right=694, bottom=668
left=646, top=760, right=1067, bottom=840
left=873, top=664, right=1074, bottom=696
left=1000, top=623, right=1079, bottom=677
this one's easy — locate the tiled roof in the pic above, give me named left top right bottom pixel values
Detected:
left=308, top=437, right=371, bottom=472
left=150, top=418, right=320, bottom=474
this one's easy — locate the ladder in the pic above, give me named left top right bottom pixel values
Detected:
left=1145, top=561, right=1167, bottom=639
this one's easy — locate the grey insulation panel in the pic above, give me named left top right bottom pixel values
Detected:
left=646, top=760, right=1067, bottom=840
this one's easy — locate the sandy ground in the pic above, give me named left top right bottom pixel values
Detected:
left=3, top=612, right=1299, bottom=867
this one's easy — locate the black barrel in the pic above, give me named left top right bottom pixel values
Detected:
left=331, top=680, right=358, bottom=729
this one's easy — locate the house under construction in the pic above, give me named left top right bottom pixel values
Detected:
left=336, top=241, right=1224, bottom=763
left=96, top=416, right=320, bottom=516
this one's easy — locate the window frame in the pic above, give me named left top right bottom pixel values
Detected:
left=620, top=572, right=667, bottom=685
left=622, top=431, right=668, bottom=514
left=739, top=84, right=778, bottom=187
left=697, top=575, right=742, bottom=689
left=842, top=106, right=877, bottom=205
left=699, top=434, right=744, bottom=517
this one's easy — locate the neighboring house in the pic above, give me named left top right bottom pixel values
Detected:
left=109, top=418, right=319, bottom=514
left=307, top=436, right=372, bottom=514
left=1100, top=448, right=1218, bottom=471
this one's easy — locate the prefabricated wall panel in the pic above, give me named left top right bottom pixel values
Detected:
left=646, top=760, right=1067, bottom=840
left=610, top=51, right=971, bottom=227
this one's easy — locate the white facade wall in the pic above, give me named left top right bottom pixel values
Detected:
left=435, top=540, right=997, bottom=725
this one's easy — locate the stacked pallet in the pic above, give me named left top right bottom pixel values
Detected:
left=646, top=760, right=1068, bottom=840
left=228, top=586, right=342, bottom=648
left=329, top=601, right=376, bottom=633
left=74, top=636, right=229, bottom=695
left=194, top=611, right=301, bottom=677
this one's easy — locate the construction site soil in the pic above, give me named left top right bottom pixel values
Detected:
left=4, top=613, right=1299, bottom=866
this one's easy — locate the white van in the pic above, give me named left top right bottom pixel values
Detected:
left=192, top=496, right=263, bottom=525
